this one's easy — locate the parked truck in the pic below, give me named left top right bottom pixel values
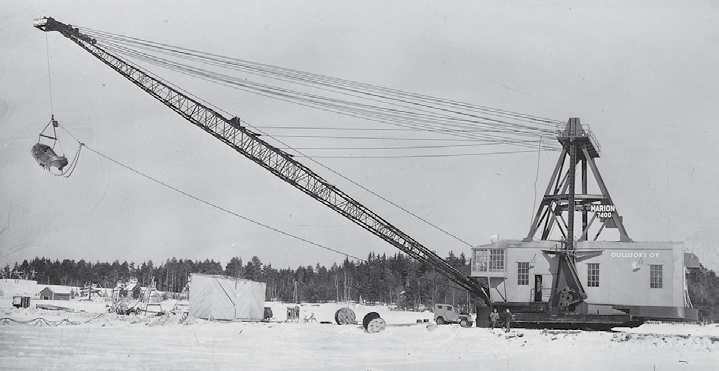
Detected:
left=12, top=296, right=31, bottom=309
left=434, top=304, right=473, bottom=327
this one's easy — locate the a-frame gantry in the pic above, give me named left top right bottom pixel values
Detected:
left=524, top=118, right=631, bottom=251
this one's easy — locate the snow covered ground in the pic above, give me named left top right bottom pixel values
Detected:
left=0, top=299, right=716, bottom=371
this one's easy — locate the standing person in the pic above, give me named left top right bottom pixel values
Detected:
left=489, top=308, right=500, bottom=329
left=503, top=308, right=513, bottom=333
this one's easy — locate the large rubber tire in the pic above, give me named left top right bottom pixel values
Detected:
left=436, top=316, right=445, bottom=325
left=362, top=311, right=382, bottom=329
left=460, top=319, right=469, bottom=328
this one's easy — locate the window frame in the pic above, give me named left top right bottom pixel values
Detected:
left=650, top=264, right=663, bottom=289
left=472, top=248, right=505, bottom=273
left=488, top=249, right=505, bottom=272
left=587, top=263, right=600, bottom=287
left=517, top=262, right=530, bottom=285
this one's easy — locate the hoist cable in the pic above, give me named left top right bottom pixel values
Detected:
left=44, top=33, right=54, bottom=116
left=57, top=127, right=364, bottom=262
left=41, top=34, right=84, bottom=178
left=233, top=115, right=479, bottom=248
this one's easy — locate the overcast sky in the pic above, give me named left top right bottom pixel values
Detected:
left=1, top=1, right=718, bottom=272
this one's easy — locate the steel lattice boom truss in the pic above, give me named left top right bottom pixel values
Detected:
left=34, top=17, right=491, bottom=305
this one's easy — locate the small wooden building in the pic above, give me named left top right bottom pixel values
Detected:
left=38, top=286, right=71, bottom=300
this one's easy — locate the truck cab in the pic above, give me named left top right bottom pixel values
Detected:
left=434, top=304, right=473, bottom=327
left=12, top=296, right=31, bottom=308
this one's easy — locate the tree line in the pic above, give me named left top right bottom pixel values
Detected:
left=2, top=252, right=480, bottom=310
left=3, top=254, right=716, bottom=320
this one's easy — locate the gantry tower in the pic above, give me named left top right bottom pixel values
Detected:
left=524, top=118, right=631, bottom=251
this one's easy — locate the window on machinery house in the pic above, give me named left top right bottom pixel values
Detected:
left=517, top=262, right=529, bottom=285
left=650, top=265, right=663, bottom=288
left=472, top=248, right=505, bottom=273
left=587, top=263, right=599, bottom=287
left=489, top=249, right=504, bottom=272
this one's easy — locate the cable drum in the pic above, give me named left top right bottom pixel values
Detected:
left=362, top=311, right=386, bottom=333
left=334, top=307, right=356, bottom=325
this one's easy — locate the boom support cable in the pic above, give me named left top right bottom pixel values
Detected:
left=78, top=33, right=554, bottom=245
left=80, top=28, right=562, bottom=152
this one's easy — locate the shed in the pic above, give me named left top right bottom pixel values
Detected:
left=39, top=286, right=71, bottom=300
left=189, top=273, right=266, bottom=321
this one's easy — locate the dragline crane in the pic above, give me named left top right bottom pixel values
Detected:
left=33, top=17, right=492, bottom=306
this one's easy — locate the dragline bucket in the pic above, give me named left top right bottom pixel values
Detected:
left=31, top=143, right=68, bottom=171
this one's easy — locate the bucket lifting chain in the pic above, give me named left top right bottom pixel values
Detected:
left=31, top=115, right=83, bottom=177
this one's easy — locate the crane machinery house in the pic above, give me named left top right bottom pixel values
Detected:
left=471, top=118, right=698, bottom=328
left=471, top=240, right=696, bottom=322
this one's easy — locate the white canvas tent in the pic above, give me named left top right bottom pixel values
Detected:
left=189, top=273, right=266, bottom=321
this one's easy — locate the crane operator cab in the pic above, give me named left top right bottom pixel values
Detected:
left=31, top=116, right=69, bottom=172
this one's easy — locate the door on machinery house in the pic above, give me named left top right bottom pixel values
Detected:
left=534, top=275, right=543, bottom=302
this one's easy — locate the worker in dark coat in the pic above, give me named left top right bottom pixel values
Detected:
left=503, top=308, right=513, bottom=333
left=489, top=308, right=500, bottom=328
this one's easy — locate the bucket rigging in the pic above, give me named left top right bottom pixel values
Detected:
left=31, top=115, right=83, bottom=177
left=32, top=33, right=82, bottom=177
